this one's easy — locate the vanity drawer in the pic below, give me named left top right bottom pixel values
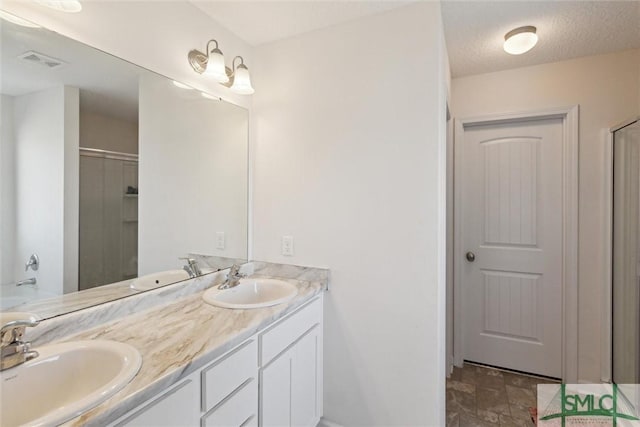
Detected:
left=260, top=297, right=321, bottom=365
left=202, top=339, right=257, bottom=412
left=114, top=376, right=199, bottom=427
left=201, top=378, right=257, bottom=427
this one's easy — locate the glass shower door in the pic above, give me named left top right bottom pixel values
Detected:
left=612, top=119, right=640, bottom=385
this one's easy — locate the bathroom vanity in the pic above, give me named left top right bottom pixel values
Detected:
left=1, top=263, right=327, bottom=427
left=110, top=296, right=323, bottom=427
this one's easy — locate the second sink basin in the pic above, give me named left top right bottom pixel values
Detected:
left=0, top=340, right=142, bottom=427
left=130, top=269, right=190, bottom=291
left=202, top=278, right=298, bottom=309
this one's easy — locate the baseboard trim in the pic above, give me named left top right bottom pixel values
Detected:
left=317, top=417, right=344, bottom=427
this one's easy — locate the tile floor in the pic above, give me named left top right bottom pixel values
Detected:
left=446, top=362, right=560, bottom=427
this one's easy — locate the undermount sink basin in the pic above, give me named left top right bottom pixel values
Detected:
left=203, top=278, right=298, bottom=309
left=0, top=340, right=142, bottom=427
left=130, top=269, right=190, bottom=291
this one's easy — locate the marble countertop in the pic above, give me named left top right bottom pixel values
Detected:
left=2, top=256, right=248, bottom=321
left=56, top=269, right=327, bottom=426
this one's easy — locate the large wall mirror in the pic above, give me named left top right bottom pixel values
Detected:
left=0, top=15, right=249, bottom=319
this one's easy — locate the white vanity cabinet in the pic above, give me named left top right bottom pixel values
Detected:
left=260, top=298, right=323, bottom=427
left=109, top=295, right=322, bottom=427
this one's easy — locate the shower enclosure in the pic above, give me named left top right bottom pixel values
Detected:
left=611, top=118, right=640, bottom=385
left=79, top=148, right=138, bottom=290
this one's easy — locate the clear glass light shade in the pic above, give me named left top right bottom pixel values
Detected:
left=204, top=50, right=229, bottom=83
left=35, top=0, right=82, bottom=13
left=503, top=27, right=538, bottom=55
left=230, top=65, right=255, bottom=95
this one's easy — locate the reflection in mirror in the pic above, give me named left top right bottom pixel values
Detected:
left=611, top=119, right=640, bottom=385
left=0, top=16, right=248, bottom=319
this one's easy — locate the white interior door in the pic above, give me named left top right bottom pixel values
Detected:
left=459, top=117, right=563, bottom=378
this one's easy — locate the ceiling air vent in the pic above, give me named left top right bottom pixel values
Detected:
left=17, top=51, right=66, bottom=69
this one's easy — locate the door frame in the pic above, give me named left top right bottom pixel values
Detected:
left=453, top=106, right=579, bottom=383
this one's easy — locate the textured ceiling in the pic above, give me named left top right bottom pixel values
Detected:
left=190, top=1, right=412, bottom=46
left=442, top=1, right=640, bottom=78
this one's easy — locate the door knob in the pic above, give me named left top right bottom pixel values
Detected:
left=466, top=252, right=476, bottom=262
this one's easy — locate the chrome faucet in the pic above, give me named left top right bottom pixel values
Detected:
left=16, top=278, right=36, bottom=287
left=180, top=257, right=202, bottom=278
left=218, top=264, right=245, bottom=290
left=1, top=314, right=40, bottom=371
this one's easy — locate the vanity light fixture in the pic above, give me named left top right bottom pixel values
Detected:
left=0, top=10, right=41, bottom=27
left=35, top=0, right=82, bottom=13
left=227, top=56, right=255, bottom=95
left=188, top=39, right=229, bottom=83
left=188, top=39, right=254, bottom=95
left=503, top=26, right=538, bottom=55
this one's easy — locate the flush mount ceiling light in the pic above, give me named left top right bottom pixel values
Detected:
left=188, top=38, right=255, bottom=95
left=35, top=0, right=82, bottom=13
left=503, top=26, right=538, bottom=55
left=0, top=10, right=41, bottom=27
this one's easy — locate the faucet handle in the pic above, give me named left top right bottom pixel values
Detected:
left=228, top=264, right=241, bottom=276
left=1, top=313, right=40, bottom=331
left=179, top=257, right=202, bottom=277
left=25, top=254, right=39, bottom=272
left=0, top=313, right=40, bottom=344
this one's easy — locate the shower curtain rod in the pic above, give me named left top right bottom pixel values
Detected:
left=79, top=147, right=139, bottom=162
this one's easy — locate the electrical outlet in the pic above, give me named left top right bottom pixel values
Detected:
left=216, top=232, right=225, bottom=250
left=281, top=235, right=294, bottom=256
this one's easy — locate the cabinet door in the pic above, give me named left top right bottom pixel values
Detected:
left=291, top=327, right=320, bottom=427
left=115, top=378, right=199, bottom=427
left=260, top=350, right=291, bottom=427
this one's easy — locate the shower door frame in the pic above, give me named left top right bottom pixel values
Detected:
left=602, top=116, right=640, bottom=383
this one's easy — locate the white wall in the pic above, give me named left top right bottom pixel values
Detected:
left=0, top=95, right=16, bottom=287
left=452, top=48, right=640, bottom=383
left=138, top=73, right=248, bottom=275
left=80, top=110, right=138, bottom=154
left=252, top=3, right=449, bottom=425
left=12, top=86, right=79, bottom=296
left=1, top=1, right=254, bottom=110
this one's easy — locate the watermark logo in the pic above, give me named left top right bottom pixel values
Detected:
left=538, top=384, right=640, bottom=426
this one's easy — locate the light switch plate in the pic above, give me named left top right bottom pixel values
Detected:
left=281, top=235, right=294, bottom=256
left=216, top=232, right=225, bottom=250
